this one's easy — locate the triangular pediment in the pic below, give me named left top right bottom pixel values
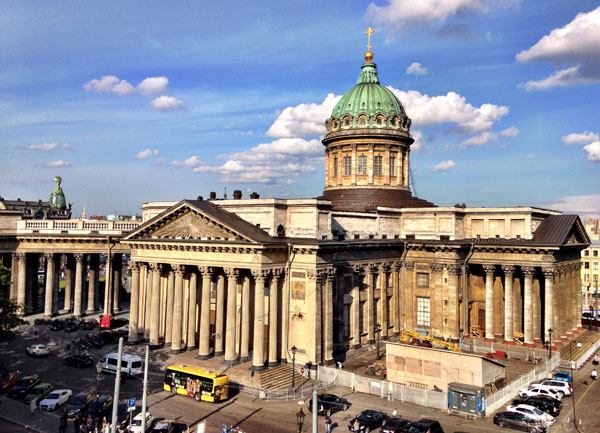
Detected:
left=123, top=200, right=273, bottom=243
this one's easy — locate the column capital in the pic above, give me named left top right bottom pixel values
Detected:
left=306, top=270, right=320, bottom=282
left=367, top=263, right=378, bottom=274
left=542, top=267, right=555, bottom=277
left=522, top=265, right=535, bottom=276
left=502, top=265, right=515, bottom=274
left=379, top=262, right=391, bottom=273
left=325, top=267, right=336, bottom=281
left=446, top=264, right=461, bottom=275
left=74, top=253, right=84, bottom=262
left=139, top=262, right=148, bottom=271
left=252, top=269, right=269, bottom=282
left=129, top=261, right=140, bottom=271
left=223, top=267, right=239, bottom=279
left=404, top=261, right=415, bottom=271
left=429, top=263, right=444, bottom=273
left=44, top=252, right=56, bottom=261
left=271, top=268, right=283, bottom=280
left=199, top=266, right=213, bottom=277
left=352, top=263, right=365, bottom=274
left=393, top=261, right=401, bottom=272
left=482, top=264, right=496, bottom=274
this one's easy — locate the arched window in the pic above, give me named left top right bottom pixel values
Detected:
left=277, top=224, right=285, bottom=237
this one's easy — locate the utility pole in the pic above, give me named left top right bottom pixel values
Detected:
left=141, top=345, right=149, bottom=433
left=111, top=337, right=124, bottom=433
left=312, top=390, right=317, bottom=433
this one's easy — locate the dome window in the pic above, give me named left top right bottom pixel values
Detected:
left=376, top=117, right=382, bottom=125
left=333, top=120, right=339, bottom=129
left=360, top=118, right=366, bottom=125
left=344, top=118, right=350, bottom=126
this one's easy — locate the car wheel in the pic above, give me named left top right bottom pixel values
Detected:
left=498, top=420, right=505, bottom=428
left=558, top=391, right=565, bottom=398
left=343, top=404, right=349, bottom=411
left=528, top=428, right=538, bottom=433
left=171, top=385, right=177, bottom=395
left=194, top=392, right=201, bottom=401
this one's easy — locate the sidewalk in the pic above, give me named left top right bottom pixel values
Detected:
left=0, top=395, right=62, bottom=433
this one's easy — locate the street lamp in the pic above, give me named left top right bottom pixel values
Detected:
left=291, top=346, right=297, bottom=391
left=296, top=408, right=305, bottom=433
left=374, top=323, right=382, bottom=360
left=95, top=362, right=103, bottom=426
left=547, top=328, right=553, bottom=360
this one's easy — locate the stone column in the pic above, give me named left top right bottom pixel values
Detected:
left=502, top=265, right=515, bottom=343
left=379, top=264, right=389, bottom=338
left=430, top=263, right=444, bottom=337
left=87, top=255, right=98, bottom=314
left=367, top=264, right=376, bottom=343
left=44, top=254, right=55, bottom=318
left=446, top=264, right=461, bottom=340
left=16, top=253, right=26, bottom=310
left=162, top=270, right=175, bottom=346
left=224, top=268, right=239, bottom=365
left=186, top=268, right=198, bottom=351
left=148, top=264, right=162, bottom=347
left=62, top=254, right=73, bottom=313
left=251, top=269, right=267, bottom=371
left=73, top=253, right=84, bottom=317
left=268, top=269, right=282, bottom=366
left=575, top=263, right=583, bottom=330
left=351, top=265, right=364, bottom=348
left=483, top=264, right=496, bottom=341
left=112, top=254, right=121, bottom=313
left=9, top=253, right=17, bottom=300
left=280, top=270, right=289, bottom=362
left=103, top=254, right=112, bottom=315
left=240, top=276, right=251, bottom=362
left=215, top=275, right=225, bottom=356
left=197, top=267, right=213, bottom=358
left=128, top=262, right=140, bottom=343
left=404, top=262, right=415, bottom=330
left=170, top=265, right=184, bottom=352
left=393, top=262, right=401, bottom=334
left=523, top=266, right=535, bottom=346
left=543, top=268, right=554, bottom=344
left=323, top=268, right=335, bottom=364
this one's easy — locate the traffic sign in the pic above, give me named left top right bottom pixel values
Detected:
left=127, top=398, right=136, bottom=412
left=300, top=367, right=305, bottom=374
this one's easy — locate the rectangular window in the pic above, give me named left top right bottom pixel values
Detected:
left=344, top=156, right=351, bottom=175
left=585, top=250, right=590, bottom=256
left=585, top=262, right=590, bottom=269
left=333, top=157, right=338, bottom=177
left=390, top=156, right=395, bottom=177
left=595, top=250, right=598, bottom=257
left=595, top=275, right=599, bottom=283
left=416, top=272, right=429, bottom=288
left=374, top=155, right=382, bottom=175
left=585, top=274, right=590, bottom=282
left=358, top=155, right=367, bottom=175
left=594, top=262, right=599, bottom=270
left=416, top=297, right=431, bottom=327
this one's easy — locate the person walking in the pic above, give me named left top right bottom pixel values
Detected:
left=353, top=419, right=360, bottom=432
left=324, top=414, right=332, bottom=433
left=59, top=414, right=68, bottom=433
left=29, top=398, right=36, bottom=415
left=591, top=368, right=597, bottom=380
left=593, top=354, right=599, bottom=366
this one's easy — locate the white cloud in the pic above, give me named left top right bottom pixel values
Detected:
left=549, top=194, right=600, bottom=218
left=434, top=160, right=456, bottom=171
left=137, top=77, right=169, bottom=95
left=171, top=155, right=203, bottom=168
left=406, top=62, right=428, bottom=76
left=460, top=126, right=519, bottom=147
left=410, top=130, right=428, bottom=153
left=149, top=95, right=186, bottom=111
left=583, top=142, right=600, bottom=161
left=134, top=149, right=159, bottom=160
left=266, top=93, right=341, bottom=138
left=516, top=6, right=600, bottom=90
left=500, top=126, right=519, bottom=137
left=562, top=131, right=599, bottom=146
left=28, top=142, right=75, bottom=152
left=365, top=0, right=518, bottom=35
left=46, top=160, right=71, bottom=168
left=83, top=75, right=136, bottom=95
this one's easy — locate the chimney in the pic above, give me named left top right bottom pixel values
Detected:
left=209, top=192, right=216, bottom=200
left=250, top=192, right=260, bottom=199
left=233, top=190, right=242, bottom=200
left=197, top=196, right=203, bottom=201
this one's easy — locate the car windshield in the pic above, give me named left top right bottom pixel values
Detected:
left=47, top=393, right=60, bottom=400
left=31, top=385, right=45, bottom=392
left=357, top=413, right=376, bottom=421
left=16, top=378, right=30, bottom=386
left=73, top=395, right=87, bottom=404
left=532, top=407, right=543, bottom=415
left=132, top=419, right=142, bottom=426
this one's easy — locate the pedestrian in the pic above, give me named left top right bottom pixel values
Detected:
left=74, top=415, right=81, bottom=433
left=592, top=368, right=597, bottom=380
left=30, top=398, right=36, bottom=415
left=306, top=362, right=312, bottom=379
left=392, top=408, right=398, bottom=417
left=59, top=414, right=68, bottom=433
left=593, top=354, right=599, bottom=366
left=324, top=414, right=332, bottom=433
left=353, top=419, right=360, bottom=432
left=86, top=414, right=93, bottom=431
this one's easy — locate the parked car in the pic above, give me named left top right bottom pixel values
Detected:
left=85, top=333, right=105, bottom=347
left=530, top=379, right=572, bottom=397
left=381, top=417, right=411, bottom=433
left=402, top=419, right=444, bottom=433
left=151, top=420, right=178, bottom=433
left=129, top=411, right=155, bottom=433
left=519, top=386, right=562, bottom=401
left=24, top=382, right=53, bottom=404
left=26, top=344, right=50, bottom=357
left=100, top=330, right=116, bottom=345
left=348, top=410, right=388, bottom=432
left=552, top=371, right=572, bottom=384
left=85, top=395, right=113, bottom=425
left=50, top=320, right=64, bottom=331
left=308, top=393, right=351, bottom=415
left=80, top=319, right=98, bottom=330
left=39, top=389, right=72, bottom=411
left=506, top=404, right=554, bottom=425
left=8, top=375, right=41, bottom=399
left=512, top=396, right=561, bottom=416
left=108, top=400, right=130, bottom=429
left=70, top=338, right=92, bottom=352
left=64, top=391, right=95, bottom=418
left=493, top=411, right=546, bottom=432
left=63, top=320, right=79, bottom=332
left=0, top=372, right=18, bottom=392
left=64, top=353, right=95, bottom=368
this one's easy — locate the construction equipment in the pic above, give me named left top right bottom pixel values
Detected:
left=399, top=331, right=461, bottom=353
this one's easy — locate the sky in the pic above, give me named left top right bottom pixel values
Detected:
left=1, top=0, right=599, bottom=219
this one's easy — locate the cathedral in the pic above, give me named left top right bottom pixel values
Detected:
left=0, top=40, right=590, bottom=370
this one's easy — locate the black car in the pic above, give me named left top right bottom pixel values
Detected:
left=348, top=410, right=388, bottom=432
left=107, top=400, right=130, bottom=428
left=85, top=395, right=113, bottom=425
left=65, top=392, right=95, bottom=418
left=64, top=353, right=94, bottom=368
left=7, top=375, right=41, bottom=399
left=402, top=419, right=444, bottom=433
left=308, top=393, right=351, bottom=415
left=493, top=411, right=546, bottom=433
left=512, top=396, right=561, bottom=416
left=50, top=320, right=64, bottom=331
left=71, top=338, right=92, bottom=352
left=80, top=319, right=98, bottom=330
left=100, top=331, right=116, bottom=345
left=63, top=320, right=80, bottom=332
left=381, top=418, right=411, bottom=433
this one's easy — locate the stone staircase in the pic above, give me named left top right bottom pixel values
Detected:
left=258, top=364, right=309, bottom=390
left=558, top=330, right=600, bottom=362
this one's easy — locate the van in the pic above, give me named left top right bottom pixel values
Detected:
left=101, top=353, right=143, bottom=376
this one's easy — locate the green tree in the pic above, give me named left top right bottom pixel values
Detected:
left=0, top=297, right=25, bottom=334
left=0, top=260, right=9, bottom=289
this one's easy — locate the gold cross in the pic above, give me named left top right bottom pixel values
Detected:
left=365, top=27, right=374, bottom=51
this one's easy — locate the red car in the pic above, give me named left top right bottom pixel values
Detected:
left=0, top=372, right=18, bottom=392
left=99, top=314, right=112, bottom=329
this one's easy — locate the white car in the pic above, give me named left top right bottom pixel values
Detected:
left=531, top=379, right=572, bottom=397
left=506, top=404, right=555, bottom=425
left=39, top=389, right=72, bottom=411
left=519, top=386, right=562, bottom=401
left=129, top=412, right=155, bottom=433
left=26, top=344, right=50, bottom=357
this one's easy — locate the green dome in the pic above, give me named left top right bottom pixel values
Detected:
left=326, top=61, right=410, bottom=132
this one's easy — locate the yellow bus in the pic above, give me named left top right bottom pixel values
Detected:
left=163, top=365, right=229, bottom=403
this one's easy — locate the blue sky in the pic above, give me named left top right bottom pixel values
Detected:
left=1, top=0, right=599, bottom=218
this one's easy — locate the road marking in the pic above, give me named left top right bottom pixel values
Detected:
left=556, top=378, right=597, bottom=431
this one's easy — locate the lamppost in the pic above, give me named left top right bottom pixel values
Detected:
left=570, top=340, right=582, bottom=431
left=374, top=323, right=382, bottom=360
left=296, top=407, right=305, bottom=433
left=548, top=328, right=553, bottom=360
left=95, top=362, right=103, bottom=426
left=291, top=346, right=297, bottom=391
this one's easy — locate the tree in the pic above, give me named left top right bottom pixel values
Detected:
left=0, top=260, right=9, bottom=290
left=0, top=298, right=25, bottom=336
